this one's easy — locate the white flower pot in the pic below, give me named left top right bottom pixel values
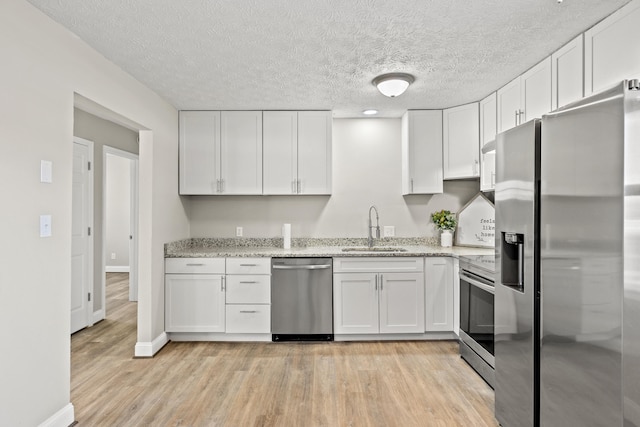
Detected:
left=440, top=230, right=453, bottom=247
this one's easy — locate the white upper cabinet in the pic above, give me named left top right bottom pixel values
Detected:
left=263, top=111, right=298, bottom=194
left=220, top=111, right=263, bottom=195
left=263, top=111, right=332, bottom=195
left=552, top=35, right=584, bottom=111
left=297, top=111, right=332, bottom=195
left=479, top=92, right=497, bottom=192
left=584, top=0, right=640, bottom=96
left=179, top=111, right=221, bottom=195
left=498, top=58, right=552, bottom=133
left=179, top=110, right=262, bottom=195
left=443, top=102, right=480, bottom=180
left=401, top=110, right=443, bottom=194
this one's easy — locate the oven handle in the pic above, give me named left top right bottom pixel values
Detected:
left=461, top=272, right=495, bottom=295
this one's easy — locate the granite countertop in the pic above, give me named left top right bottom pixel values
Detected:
left=165, top=237, right=494, bottom=258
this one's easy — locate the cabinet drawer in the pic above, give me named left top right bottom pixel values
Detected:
left=226, top=275, right=271, bottom=304
left=225, top=305, right=271, bottom=333
left=333, top=257, right=424, bottom=273
left=165, top=258, right=225, bottom=274
left=226, top=258, right=271, bottom=275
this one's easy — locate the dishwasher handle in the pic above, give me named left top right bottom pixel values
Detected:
left=272, top=264, right=332, bottom=270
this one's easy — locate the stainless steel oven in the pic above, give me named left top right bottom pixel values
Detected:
left=459, top=255, right=495, bottom=388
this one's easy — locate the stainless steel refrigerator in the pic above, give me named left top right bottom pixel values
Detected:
left=494, top=79, right=640, bottom=426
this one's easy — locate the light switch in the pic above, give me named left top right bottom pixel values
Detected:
left=40, top=215, right=52, bottom=237
left=40, top=160, right=53, bottom=183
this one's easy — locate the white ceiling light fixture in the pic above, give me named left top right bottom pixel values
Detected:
left=372, top=73, right=415, bottom=98
left=362, top=109, right=378, bottom=115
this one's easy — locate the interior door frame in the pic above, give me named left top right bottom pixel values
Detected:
left=102, top=146, right=140, bottom=310
left=72, top=136, right=95, bottom=332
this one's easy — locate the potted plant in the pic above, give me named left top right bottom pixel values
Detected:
left=431, top=209, right=457, bottom=247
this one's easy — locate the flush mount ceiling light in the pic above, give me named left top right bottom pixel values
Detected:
left=372, top=73, right=415, bottom=97
left=362, top=109, right=378, bottom=115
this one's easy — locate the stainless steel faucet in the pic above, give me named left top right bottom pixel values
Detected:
left=368, top=205, right=380, bottom=248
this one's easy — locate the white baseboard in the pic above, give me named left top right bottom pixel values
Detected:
left=105, top=265, right=130, bottom=273
left=92, top=309, right=105, bottom=324
left=38, top=403, right=74, bottom=427
left=135, top=332, right=169, bottom=357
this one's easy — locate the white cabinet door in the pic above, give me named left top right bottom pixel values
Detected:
left=401, top=110, right=443, bottom=194
left=521, top=57, right=552, bottom=122
left=263, top=111, right=298, bottom=195
left=424, top=258, right=454, bottom=332
left=298, top=111, right=332, bottom=195
left=179, top=111, right=220, bottom=195
left=379, top=272, right=425, bottom=333
left=333, top=273, right=379, bottom=334
left=497, top=77, right=522, bottom=133
left=585, top=0, right=640, bottom=96
left=165, top=274, right=225, bottom=332
left=220, top=111, right=263, bottom=194
left=443, top=102, right=480, bottom=180
left=479, top=93, right=497, bottom=192
left=552, top=35, right=584, bottom=111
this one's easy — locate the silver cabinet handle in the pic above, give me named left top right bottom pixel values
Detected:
left=216, top=179, right=220, bottom=193
left=186, top=263, right=204, bottom=266
left=221, top=276, right=225, bottom=292
left=491, top=172, right=496, bottom=187
left=272, top=264, right=331, bottom=270
left=461, top=272, right=495, bottom=295
left=240, top=263, right=257, bottom=266
left=514, top=110, right=519, bottom=126
left=240, top=310, right=258, bottom=314
left=239, top=281, right=258, bottom=284
left=410, top=178, right=414, bottom=193
left=374, top=275, right=378, bottom=291
left=380, top=274, right=384, bottom=291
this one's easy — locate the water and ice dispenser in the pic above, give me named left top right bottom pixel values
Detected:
left=501, top=232, right=524, bottom=291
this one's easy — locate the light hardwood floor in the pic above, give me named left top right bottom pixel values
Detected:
left=71, top=273, right=498, bottom=426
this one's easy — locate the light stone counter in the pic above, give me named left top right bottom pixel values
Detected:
left=165, top=237, right=493, bottom=258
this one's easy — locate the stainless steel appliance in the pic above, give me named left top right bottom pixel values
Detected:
left=494, top=80, right=640, bottom=426
left=271, top=258, right=333, bottom=341
left=459, top=254, right=495, bottom=388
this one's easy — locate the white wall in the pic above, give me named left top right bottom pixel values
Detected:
left=0, top=1, right=189, bottom=425
left=105, top=154, right=131, bottom=270
left=188, top=118, right=480, bottom=238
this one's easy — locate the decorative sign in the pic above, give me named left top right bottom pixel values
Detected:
left=455, top=192, right=495, bottom=248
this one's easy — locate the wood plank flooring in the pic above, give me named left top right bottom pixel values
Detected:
left=71, top=273, right=498, bottom=426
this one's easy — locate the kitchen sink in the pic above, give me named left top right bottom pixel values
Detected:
left=341, top=247, right=408, bottom=253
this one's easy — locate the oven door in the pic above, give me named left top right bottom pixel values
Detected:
left=460, top=268, right=495, bottom=368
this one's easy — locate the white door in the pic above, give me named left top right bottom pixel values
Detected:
left=379, top=272, right=425, bottom=333
left=128, top=157, right=139, bottom=301
left=71, top=138, right=93, bottom=333
left=333, top=273, right=379, bottom=334
left=220, top=111, right=263, bottom=194
left=165, top=274, right=225, bottom=332
left=497, top=77, right=521, bottom=133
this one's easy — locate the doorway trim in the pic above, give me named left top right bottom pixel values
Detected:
left=102, top=146, right=140, bottom=313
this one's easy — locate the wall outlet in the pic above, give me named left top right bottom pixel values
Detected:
left=383, top=225, right=395, bottom=237
left=111, top=252, right=116, bottom=260
left=236, top=226, right=243, bottom=237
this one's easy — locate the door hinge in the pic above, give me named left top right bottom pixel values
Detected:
left=88, top=161, right=91, bottom=171
left=88, top=292, right=91, bottom=302
left=88, top=227, right=91, bottom=236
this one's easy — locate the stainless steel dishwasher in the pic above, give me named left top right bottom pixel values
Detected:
left=271, top=258, right=333, bottom=341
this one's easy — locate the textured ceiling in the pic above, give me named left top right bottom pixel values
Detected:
left=26, top=0, right=631, bottom=117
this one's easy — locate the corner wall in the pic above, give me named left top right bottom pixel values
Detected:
left=0, top=1, right=189, bottom=425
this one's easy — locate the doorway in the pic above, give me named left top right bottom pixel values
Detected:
left=103, top=147, right=139, bottom=305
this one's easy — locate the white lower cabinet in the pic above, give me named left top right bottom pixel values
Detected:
left=225, top=258, right=271, bottom=334
left=333, top=257, right=425, bottom=334
left=424, top=257, right=454, bottom=332
left=165, top=258, right=226, bottom=332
